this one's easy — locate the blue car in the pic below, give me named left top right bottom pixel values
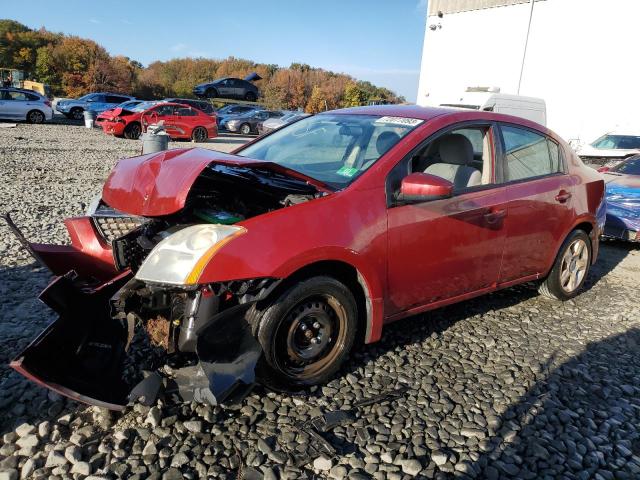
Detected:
left=600, top=155, right=640, bottom=242
left=55, top=92, right=135, bottom=120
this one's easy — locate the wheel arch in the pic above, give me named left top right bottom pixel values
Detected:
left=26, top=109, right=45, bottom=122
left=259, top=259, right=382, bottom=345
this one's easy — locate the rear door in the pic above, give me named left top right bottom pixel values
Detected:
left=498, top=124, right=575, bottom=282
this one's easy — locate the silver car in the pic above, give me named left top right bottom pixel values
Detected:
left=56, top=92, right=135, bottom=120
left=0, top=88, right=53, bottom=123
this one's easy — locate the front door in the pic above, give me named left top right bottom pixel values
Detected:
left=497, top=124, right=576, bottom=281
left=386, top=124, right=507, bottom=314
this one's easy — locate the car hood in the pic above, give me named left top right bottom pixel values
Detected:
left=102, top=148, right=331, bottom=216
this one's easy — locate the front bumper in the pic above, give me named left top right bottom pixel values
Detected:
left=101, top=121, right=126, bottom=136
left=6, top=215, right=267, bottom=409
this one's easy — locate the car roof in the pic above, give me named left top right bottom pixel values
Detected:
left=331, top=104, right=555, bottom=139
left=2, top=87, right=45, bottom=97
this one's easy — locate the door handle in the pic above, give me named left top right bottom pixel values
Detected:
left=555, top=190, right=572, bottom=203
left=484, top=208, right=506, bottom=224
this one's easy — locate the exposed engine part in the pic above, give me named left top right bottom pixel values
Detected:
left=282, top=194, right=316, bottom=206
left=146, top=315, right=170, bottom=349
left=92, top=203, right=147, bottom=244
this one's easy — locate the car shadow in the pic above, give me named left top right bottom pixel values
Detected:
left=467, top=327, right=640, bottom=478
left=582, top=239, right=638, bottom=291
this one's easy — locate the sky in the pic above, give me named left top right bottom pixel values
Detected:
left=4, top=0, right=428, bottom=102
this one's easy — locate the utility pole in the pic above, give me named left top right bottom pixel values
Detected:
left=517, top=0, right=535, bottom=95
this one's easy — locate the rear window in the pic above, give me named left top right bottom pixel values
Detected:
left=502, top=125, right=563, bottom=181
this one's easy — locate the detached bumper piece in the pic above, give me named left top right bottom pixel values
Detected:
left=10, top=272, right=132, bottom=410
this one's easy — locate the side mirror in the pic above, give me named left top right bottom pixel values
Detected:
left=397, top=173, right=454, bottom=203
left=596, top=166, right=610, bottom=173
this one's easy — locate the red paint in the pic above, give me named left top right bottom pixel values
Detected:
left=36, top=106, right=605, bottom=344
left=400, top=173, right=453, bottom=198
left=99, top=102, right=217, bottom=140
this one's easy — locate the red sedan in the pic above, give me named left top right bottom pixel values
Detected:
left=100, top=101, right=217, bottom=141
left=9, top=105, right=605, bottom=409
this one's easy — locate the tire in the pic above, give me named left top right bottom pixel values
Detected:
left=26, top=110, right=45, bottom=124
left=239, top=123, right=251, bottom=135
left=205, top=88, right=218, bottom=99
left=539, top=229, right=591, bottom=300
left=123, top=122, right=142, bottom=140
left=251, top=276, right=358, bottom=389
left=191, top=126, right=208, bottom=143
left=70, top=107, right=83, bottom=120
left=244, top=91, right=257, bottom=102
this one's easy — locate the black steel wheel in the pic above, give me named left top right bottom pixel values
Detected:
left=70, top=107, right=83, bottom=120
left=191, top=126, right=208, bottom=143
left=252, top=276, right=357, bottom=387
left=27, top=110, right=45, bottom=124
left=206, top=88, right=218, bottom=99
left=244, top=91, right=257, bottom=102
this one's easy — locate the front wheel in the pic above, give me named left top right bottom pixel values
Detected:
left=239, top=123, right=251, bottom=135
left=123, top=122, right=141, bottom=140
left=191, top=126, right=208, bottom=143
left=539, top=229, right=591, bottom=300
left=206, top=88, right=218, bottom=99
left=244, top=91, right=257, bottom=102
left=70, top=107, right=83, bottom=120
left=252, top=276, right=358, bottom=388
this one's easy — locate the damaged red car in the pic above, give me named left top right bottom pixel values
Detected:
left=100, top=101, right=217, bottom=141
left=8, top=105, right=605, bottom=410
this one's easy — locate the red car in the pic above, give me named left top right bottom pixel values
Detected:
left=100, top=102, right=217, bottom=141
left=8, top=105, right=605, bottom=409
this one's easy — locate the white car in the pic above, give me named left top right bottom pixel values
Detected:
left=576, top=129, right=640, bottom=163
left=0, top=88, right=53, bottom=123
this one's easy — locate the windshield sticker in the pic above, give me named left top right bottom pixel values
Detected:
left=375, top=116, right=424, bottom=127
left=336, top=166, right=359, bottom=177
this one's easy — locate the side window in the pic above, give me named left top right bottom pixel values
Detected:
left=90, top=94, right=106, bottom=103
left=501, top=125, right=561, bottom=181
left=409, top=125, right=495, bottom=189
left=7, top=91, right=28, bottom=101
left=106, top=95, right=128, bottom=104
left=176, top=107, right=195, bottom=116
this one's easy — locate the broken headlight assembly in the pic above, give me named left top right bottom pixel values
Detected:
left=135, top=224, right=246, bottom=285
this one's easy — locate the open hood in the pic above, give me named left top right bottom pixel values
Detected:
left=102, top=148, right=330, bottom=217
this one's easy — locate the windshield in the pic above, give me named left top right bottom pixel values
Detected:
left=611, top=156, right=640, bottom=175
left=591, top=135, right=640, bottom=150
left=132, top=101, right=158, bottom=112
left=237, top=114, right=421, bottom=188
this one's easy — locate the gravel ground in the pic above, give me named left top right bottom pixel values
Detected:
left=0, top=117, right=639, bottom=480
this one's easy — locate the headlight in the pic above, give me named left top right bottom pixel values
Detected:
left=135, top=224, right=246, bottom=285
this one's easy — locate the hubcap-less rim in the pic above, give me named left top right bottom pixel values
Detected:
left=241, top=125, right=250, bottom=135
left=274, top=295, right=347, bottom=381
left=560, top=238, right=588, bottom=293
left=194, top=128, right=206, bottom=142
left=73, top=109, right=82, bottom=120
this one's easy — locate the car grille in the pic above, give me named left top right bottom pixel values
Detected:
left=93, top=214, right=145, bottom=244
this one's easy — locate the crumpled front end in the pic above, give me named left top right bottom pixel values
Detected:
left=6, top=213, right=275, bottom=410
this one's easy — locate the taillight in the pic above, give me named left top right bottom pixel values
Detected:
left=44, top=100, right=51, bottom=107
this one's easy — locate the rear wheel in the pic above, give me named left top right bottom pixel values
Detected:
left=239, top=123, right=251, bottom=135
left=191, top=126, right=208, bottom=143
left=244, top=91, right=257, bottom=102
left=251, top=276, right=357, bottom=388
left=70, top=107, right=83, bottom=120
left=205, top=88, right=218, bottom=99
left=123, top=122, right=142, bottom=140
left=539, top=229, right=591, bottom=300
left=26, top=110, right=45, bottom=124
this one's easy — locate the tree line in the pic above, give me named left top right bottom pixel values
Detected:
left=0, top=19, right=405, bottom=112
